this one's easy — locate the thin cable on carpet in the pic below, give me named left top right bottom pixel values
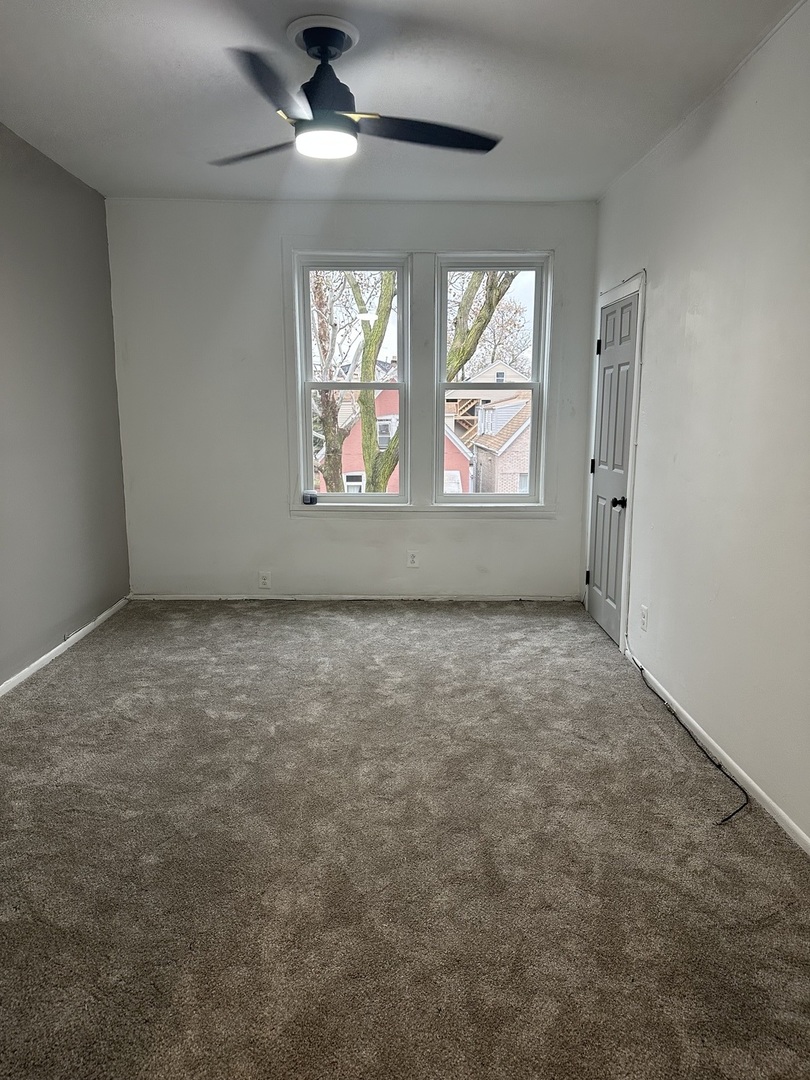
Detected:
left=627, top=653, right=749, bottom=825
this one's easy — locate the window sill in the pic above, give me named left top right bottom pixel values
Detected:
left=290, top=503, right=557, bottom=519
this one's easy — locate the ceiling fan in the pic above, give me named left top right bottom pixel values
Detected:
left=212, top=16, right=501, bottom=165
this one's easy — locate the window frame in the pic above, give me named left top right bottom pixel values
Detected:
left=289, top=248, right=554, bottom=515
left=434, top=253, right=550, bottom=506
left=294, top=252, right=411, bottom=505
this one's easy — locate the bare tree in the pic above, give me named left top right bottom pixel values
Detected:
left=478, top=298, right=532, bottom=376
left=446, top=270, right=522, bottom=381
left=310, top=269, right=397, bottom=493
left=345, top=271, right=398, bottom=491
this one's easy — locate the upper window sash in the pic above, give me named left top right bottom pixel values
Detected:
left=436, top=253, right=549, bottom=385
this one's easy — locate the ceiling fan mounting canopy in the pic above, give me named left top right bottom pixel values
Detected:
left=301, top=26, right=351, bottom=61
left=286, top=16, right=359, bottom=59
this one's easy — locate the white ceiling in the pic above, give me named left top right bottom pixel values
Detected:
left=0, top=0, right=796, bottom=201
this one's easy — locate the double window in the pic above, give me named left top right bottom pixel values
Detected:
left=294, top=252, right=550, bottom=508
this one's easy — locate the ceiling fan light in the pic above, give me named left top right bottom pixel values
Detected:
left=295, top=116, right=358, bottom=159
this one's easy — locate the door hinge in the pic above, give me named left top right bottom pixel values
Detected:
left=590, top=457, right=595, bottom=474
left=585, top=570, right=590, bottom=585
left=596, top=338, right=602, bottom=355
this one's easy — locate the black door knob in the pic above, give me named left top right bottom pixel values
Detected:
left=611, top=496, right=627, bottom=509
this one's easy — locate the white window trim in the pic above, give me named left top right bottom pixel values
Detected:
left=434, top=253, right=551, bottom=506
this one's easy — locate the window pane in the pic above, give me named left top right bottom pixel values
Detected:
left=309, top=269, right=399, bottom=382
left=445, top=269, right=535, bottom=382
left=443, top=389, right=532, bottom=495
left=312, top=388, right=400, bottom=494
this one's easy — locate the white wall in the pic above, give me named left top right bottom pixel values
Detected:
left=0, top=124, right=129, bottom=686
left=107, top=199, right=596, bottom=599
left=596, top=3, right=810, bottom=838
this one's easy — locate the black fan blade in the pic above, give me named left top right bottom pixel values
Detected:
left=357, top=115, right=499, bottom=152
left=230, top=48, right=312, bottom=121
left=210, top=142, right=293, bottom=166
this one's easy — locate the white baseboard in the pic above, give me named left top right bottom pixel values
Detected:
left=0, top=598, right=129, bottom=700
left=130, top=593, right=582, bottom=602
left=627, top=650, right=810, bottom=858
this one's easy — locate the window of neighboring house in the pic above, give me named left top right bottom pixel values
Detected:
left=444, top=470, right=463, bottom=493
left=294, top=251, right=549, bottom=508
left=438, top=256, right=547, bottom=503
left=295, top=255, right=408, bottom=502
left=377, top=417, right=397, bottom=450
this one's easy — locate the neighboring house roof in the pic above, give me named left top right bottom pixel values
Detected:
left=474, top=397, right=531, bottom=454
left=467, top=360, right=528, bottom=383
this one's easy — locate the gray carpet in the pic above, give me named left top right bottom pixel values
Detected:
left=1, top=601, right=809, bottom=1080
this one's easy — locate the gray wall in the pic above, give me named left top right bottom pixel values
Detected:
left=0, top=124, right=129, bottom=684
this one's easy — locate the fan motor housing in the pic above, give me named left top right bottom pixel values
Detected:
left=301, top=62, right=356, bottom=113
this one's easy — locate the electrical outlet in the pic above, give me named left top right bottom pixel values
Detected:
left=258, top=571, right=272, bottom=590
left=640, top=604, right=649, bottom=632
left=406, top=550, right=419, bottom=569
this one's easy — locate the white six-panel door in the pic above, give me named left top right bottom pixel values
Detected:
left=588, top=294, right=638, bottom=643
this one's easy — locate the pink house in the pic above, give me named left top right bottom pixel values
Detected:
left=318, top=388, right=471, bottom=494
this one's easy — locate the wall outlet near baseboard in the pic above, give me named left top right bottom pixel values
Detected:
left=406, top=551, right=419, bottom=569
left=258, top=571, right=272, bottom=590
left=640, top=604, right=649, bottom=632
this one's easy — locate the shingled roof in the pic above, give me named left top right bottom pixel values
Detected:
left=473, top=394, right=531, bottom=454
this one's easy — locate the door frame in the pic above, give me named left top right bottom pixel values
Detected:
left=585, top=270, right=646, bottom=653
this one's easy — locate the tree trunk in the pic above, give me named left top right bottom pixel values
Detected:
left=319, top=388, right=347, bottom=492
left=346, top=270, right=397, bottom=492
left=446, top=270, right=519, bottom=381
